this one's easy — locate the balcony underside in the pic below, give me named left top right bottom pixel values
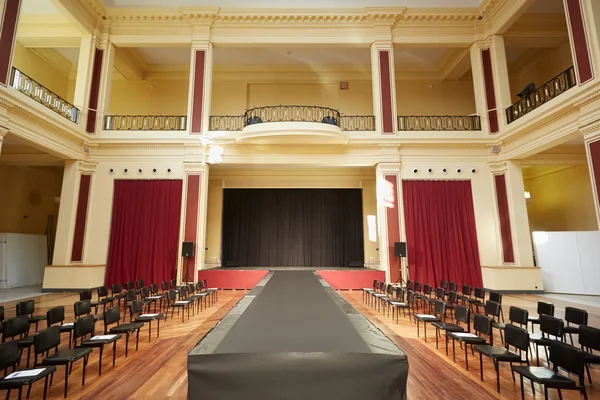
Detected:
left=234, top=122, right=349, bottom=145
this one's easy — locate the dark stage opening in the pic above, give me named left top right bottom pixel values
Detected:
left=221, top=189, right=364, bottom=267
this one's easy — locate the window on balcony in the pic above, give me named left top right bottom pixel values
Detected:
left=210, top=45, right=375, bottom=131
left=105, top=46, right=191, bottom=131
left=504, top=0, right=575, bottom=123
left=394, top=46, right=479, bottom=131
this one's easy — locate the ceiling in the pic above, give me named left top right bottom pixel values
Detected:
left=137, top=47, right=191, bottom=65
left=56, top=48, right=80, bottom=64
left=103, top=0, right=482, bottom=9
left=20, top=0, right=61, bottom=15
left=525, top=0, right=564, bottom=14
left=0, top=135, right=64, bottom=166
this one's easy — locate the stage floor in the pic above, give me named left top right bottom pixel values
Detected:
left=212, top=266, right=380, bottom=271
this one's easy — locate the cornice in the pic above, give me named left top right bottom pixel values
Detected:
left=580, top=120, right=600, bottom=135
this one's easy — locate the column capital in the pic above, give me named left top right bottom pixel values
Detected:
left=582, top=118, right=600, bottom=142
left=184, top=162, right=209, bottom=173
left=376, top=162, right=401, bottom=174
left=488, top=161, right=508, bottom=173
left=77, top=161, right=98, bottom=173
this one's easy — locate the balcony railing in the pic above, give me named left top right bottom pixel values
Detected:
left=397, top=115, right=481, bottom=131
left=10, top=67, right=80, bottom=124
left=209, top=115, right=245, bottom=131
left=209, top=106, right=375, bottom=131
left=244, top=105, right=341, bottom=126
left=103, top=115, right=187, bottom=131
left=340, top=116, right=376, bottom=131
left=506, top=66, right=576, bottom=124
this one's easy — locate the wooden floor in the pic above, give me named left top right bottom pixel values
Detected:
left=341, top=291, right=600, bottom=400
left=1, top=290, right=598, bottom=399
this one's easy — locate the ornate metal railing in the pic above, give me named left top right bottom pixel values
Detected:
left=397, top=115, right=481, bottom=131
left=209, top=115, right=245, bottom=131
left=103, top=115, right=187, bottom=131
left=243, top=105, right=341, bottom=127
left=340, top=116, right=376, bottom=131
left=10, top=67, right=80, bottom=124
left=506, top=66, right=576, bottom=124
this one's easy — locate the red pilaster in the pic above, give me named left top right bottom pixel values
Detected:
left=0, top=0, right=21, bottom=86
left=71, top=174, right=92, bottom=262
left=494, top=174, right=515, bottom=263
left=481, top=49, right=499, bottom=134
left=190, top=50, right=206, bottom=134
left=385, top=175, right=401, bottom=282
left=565, top=0, right=594, bottom=85
left=86, top=48, right=104, bottom=134
left=183, top=174, right=200, bottom=281
left=379, top=50, right=394, bottom=134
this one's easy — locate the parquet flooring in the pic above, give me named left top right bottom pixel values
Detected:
left=1, top=290, right=245, bottom=399
left=341, top=291, right=600, bottom=400
left=1, top=289, right=598, bottom=399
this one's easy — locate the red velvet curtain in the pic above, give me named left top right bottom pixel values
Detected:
left=105, top=180, right=183, bottom=286
left=402, top=180, right=483, bottom=288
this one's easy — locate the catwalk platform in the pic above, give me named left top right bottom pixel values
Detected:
left=197, top=266, right=386, bottom=290
left=187, top=271, right=408, bottom=400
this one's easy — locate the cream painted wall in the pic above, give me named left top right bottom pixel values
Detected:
left=12, top=43, right=73, bottom=103
left=509, top=43, right=573, bottom=103
left=205, top=180, right=223, bottom=268
left=0, top=165, right=62, bottom=234
left=108, top=79, right=190, bottom=115
left=211, top=79, right=374, bottom=116
left=524, top=164, right=598, bottom=232
left=395, top=79, right=477, bottom=116
left=399, top=161, right=502, bottom=268
left=361, top=179, right=379, bottom=266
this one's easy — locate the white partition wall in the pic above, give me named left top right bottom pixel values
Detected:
left=533, top=231, right=600, bottom=295
left=0, top=233, right=47, bottom=289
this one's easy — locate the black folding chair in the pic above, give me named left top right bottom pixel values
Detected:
left=448, top=314, right=493, bottom=371
left=414, top=300, right=445, bottom=342
left=563, top=306, right=588, bottom=345
left=103, top=307, right=143, bottom=357
left=74, top=315, right=121, bottom=375
left=513, top=341, right=588, bottom=400
left=33, top=326, right=92, bottom=398
left=530, top=314, right=563, bottom=366
left=130, top=299, right=163, bottom=343
left=1, top=316, right=34, bottom=368
left=46, top=306, right=74, bottom=349
left=579, top=325, right=600, bottom=384
left=0, top=341, right=56, bottom=400
left=528, top=301, right=554, bottom=334
left=16, top=300, right=46, bottom=332
left=432, top=304, right=470, bottom=353
left=475, top=324, right=530, bottom=393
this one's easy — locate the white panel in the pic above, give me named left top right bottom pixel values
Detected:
left=576, top=232, right=600, bottom=295
left=4, top=233, right=47, bottom=288
left=534, top=231, right=600, bottom=295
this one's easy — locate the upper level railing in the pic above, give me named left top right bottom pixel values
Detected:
left=506, top=66, right=576, bottom=124
left=397, top=115, right=481, bottom=131
left=10, top=67, right=80, bottom=124
left=209, top=106, right=375, bottom=131
left=244, top=105, right=341, bottom=126
left=104, top=115, right=187, bottom=131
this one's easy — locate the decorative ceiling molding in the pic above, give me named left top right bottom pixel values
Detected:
left=16, top=15, right=82, bottom=48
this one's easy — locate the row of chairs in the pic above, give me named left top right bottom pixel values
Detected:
left=363, top=279, right=599, bottom=399
left=0, top=279, right=219, bottom=399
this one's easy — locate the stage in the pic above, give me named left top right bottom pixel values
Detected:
left=197, top=267, right=386, bottom=290
left=188, top=271, right=408, bottom=399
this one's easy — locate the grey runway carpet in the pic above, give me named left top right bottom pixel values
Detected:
left=214, top=270, right=372, bottom=353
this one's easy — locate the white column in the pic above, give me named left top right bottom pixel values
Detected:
left=0, top=126, right=7, bottom=155
left=375, top=162, right=402, bottom=282
left=95, top=42, right=115, bottom=133
left=371, top=42, right=398, bottom=135
left=504, top=161, right=534, bottom=266
left=187, top=42, right=213, bottom=134
left=73, top=34, right=95, bottom=132
left=489, top=36, right=512, bottom=131
left=584, top=127, right=600, bottom=228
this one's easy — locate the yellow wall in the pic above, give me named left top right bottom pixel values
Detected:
left=361, top=179, right=379, bottom=265
left=524, top=164, right=598, bottom=232
left=211, top=79, right=374, bottom=116
left=0, top=165, right=62, bottom=234
left=205, top=180, right=223, bottom=268
left=509, top=43, right=573, bottom=103
left=395, top=79, right=476, bottom=116
left=108, top=79, right=190, bottom=115
left=12, top=43, right=72, bottom=102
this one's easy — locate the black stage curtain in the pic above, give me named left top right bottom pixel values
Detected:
left=222, top=189, right=364, bottom=267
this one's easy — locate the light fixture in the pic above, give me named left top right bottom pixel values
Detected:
left=532, top=231, right=549, bottom=245
left=207, top=145, right=223, bottom=164
left=524, top=191, right=531, bottom=199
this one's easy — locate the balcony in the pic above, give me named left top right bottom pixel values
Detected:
left=397, top=115, right=481, bottom=131
left=103, top=115, right=187, bottom=131
left=506, top=66, right=576, bottom=124
left=9, top=67, right=80, bottom=124
left=209, top=105, right=375, bottom=132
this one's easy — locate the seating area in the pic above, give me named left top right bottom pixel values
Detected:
left=0, top=280, right=221, bottom=399
left=360, top=279, right=599, bottom=399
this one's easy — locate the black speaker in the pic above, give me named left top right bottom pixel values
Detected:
left=182, top=242, right=194, bottom=257
left=394, top=242, right=406, bottom=258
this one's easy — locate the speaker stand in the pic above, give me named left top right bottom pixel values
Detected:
left=182, top=256, right=191, bottom=283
